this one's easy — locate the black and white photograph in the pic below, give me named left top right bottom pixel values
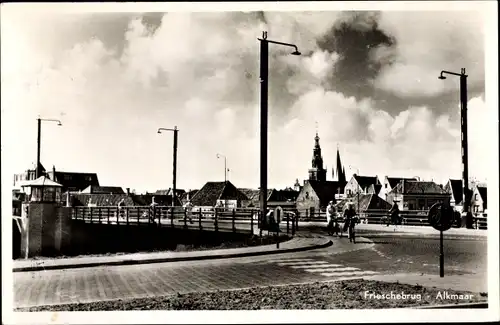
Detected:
left=2, top=1, right=498, bottom=323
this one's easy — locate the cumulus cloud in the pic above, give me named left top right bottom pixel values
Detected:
left=371, top=11, right=485, bottom=97
left=2, top=10, right=490, bottom=192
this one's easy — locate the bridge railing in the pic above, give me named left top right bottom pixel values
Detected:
left=71, top=206, right=299, bottom=236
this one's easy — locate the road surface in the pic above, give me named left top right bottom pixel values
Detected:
left=13, top=226, right=487, bottom=309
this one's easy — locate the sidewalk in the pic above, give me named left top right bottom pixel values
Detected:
left=364, top=272, right=488, bottom=293
left=13, top=235, right=332, bottom=272
left=298, top=221, right=487, bottom=237
left=356, top=224, right=488, bottom=237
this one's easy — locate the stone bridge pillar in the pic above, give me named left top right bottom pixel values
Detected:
left=21, top=202, right=72, bottom=258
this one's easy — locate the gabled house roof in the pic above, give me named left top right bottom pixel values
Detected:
left=191, top=181, right=249, bottom=206
left=444, top=179, right=463, bottom=205
left=48, top=171, right=100, bottom=192
left=81, top=185, right=125, bottom=194
left=307, top=180, right=343, bottom=205
left=71, top=193, right=135, bottom=207
left=131, top=194, right=180, bottom=206
left=392, top=181, right=447, bottom=195
left=181, top=190, right=199, bottom=203
left=477, top=186, right=487, bottom=209
left=269, top=189, right=299, bottom=202
left=386, top=177, right=418, bottom=189
left=353, top=175, right=380, bottom=190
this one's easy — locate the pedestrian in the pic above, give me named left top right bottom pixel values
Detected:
left=389, top=202, right=400, bottom=231
left=184, top=200, right=194, bottom=224
left=117, top=198, right=125, bottom=220
left=326, top=201, right=335, bottom=236
left=149, top=196, right=159, bottom=223
left=343, top=203, right=357, bottom=242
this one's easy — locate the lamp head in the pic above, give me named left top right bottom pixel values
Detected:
left=291, top=50, right=301, bottom=56
left=57, top=121, right=62, bottom=126
left=438, top=75, right=446, bottom=80
left=157, top=129, right=162, bottom=134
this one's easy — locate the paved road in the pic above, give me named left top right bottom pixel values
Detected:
left=13, top=226, right=487, bottom=309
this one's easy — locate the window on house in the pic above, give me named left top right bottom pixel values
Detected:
left=385, top=184, right=388, bottom=188
left=474, top=194, right=478, bottom=201
left=64, top=175, right=72, bottom=181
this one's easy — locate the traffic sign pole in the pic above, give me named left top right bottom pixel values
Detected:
left=440, top=229, right=444, bottom=277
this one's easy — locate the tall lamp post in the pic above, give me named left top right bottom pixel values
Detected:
left=158, top=126, right=179, bottom=207
left=36, top=118, right=62, bottom=178
left=258, top=31, right=301, bottom=228
left=438, top=68, right=471, bottom=228
left=216, top=153, right=227, bottom=182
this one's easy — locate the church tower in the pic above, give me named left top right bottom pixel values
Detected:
left=308, top=132, right=327, bottom=182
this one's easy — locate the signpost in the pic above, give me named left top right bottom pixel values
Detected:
left=428, top=201, right=455, bottom=277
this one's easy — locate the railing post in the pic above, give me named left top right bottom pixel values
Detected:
left=296, top=210, right=299, bottom=232
left=198, top=208, right=202, bottom=231
left=170, top=207, right=174, bottom=228
left=305, top=209, right=308, bottom=222
left=184, top=208, right=187, bottom=229
left=214, top=208, right=219, bottom=233
left=232, top=209, right=236, bottom=233
left=137, top=207, right=140, bottom=226
left=251, top=210, right=254, bottom=235
left=89, top=207, right=93, bottom=224
left=292, top=214, right=295, bottom=235
left=287, top=212, right=290, bottom=235
left=259, top=210, right=263, bottom=237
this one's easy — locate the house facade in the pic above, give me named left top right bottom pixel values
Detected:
left=47, top=165, right=99, bottom=193
left=471, top=185, right=487, bottom=216
left=344, top=174, right=382, bottom=196
left=444, top=179, right=464, bottom=212
left=190, top=181, right=249, bottom=211
left=13, top=164, right=46, bottom=191
left=379, top=177, right=418, bottom=201
left=296, top=180, right=343, bottom=214
left=386, top=180, right=449, bottom=211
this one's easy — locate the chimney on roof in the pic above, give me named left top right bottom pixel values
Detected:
left=126, top=188, right=130, bottom=195
left=52, top=165, right=56, bottom=180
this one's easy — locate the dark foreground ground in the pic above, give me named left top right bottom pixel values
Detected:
left=17, top=279, right=487, bottom=311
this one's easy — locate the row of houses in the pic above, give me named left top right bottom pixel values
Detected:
left=13, top=149, right=487, bottom=218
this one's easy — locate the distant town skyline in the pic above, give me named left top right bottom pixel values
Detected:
left=2, top=3, right=494, bottom=193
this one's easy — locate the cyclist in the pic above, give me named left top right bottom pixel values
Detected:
left=343, top=203, right=358, bottom=243
left=388, top=202, right=400, bottom=230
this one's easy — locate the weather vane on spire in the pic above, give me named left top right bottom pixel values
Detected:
left=315, top=121, right=318, bottom=136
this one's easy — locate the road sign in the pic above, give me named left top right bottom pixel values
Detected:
left=428, top=202, right=454, bottom=232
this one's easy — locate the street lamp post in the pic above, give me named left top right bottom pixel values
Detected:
left=158, top=126, right=179, bottom=207
left=258, top=31, right=301, bottom=229
left=36, top=118, right=62, bottom=178
left=438, top=68, right=471, bottom=228
left=216, top=153, right=227, bottom=182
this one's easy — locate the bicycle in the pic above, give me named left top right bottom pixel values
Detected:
left=348, top=216, right=359, bottom=243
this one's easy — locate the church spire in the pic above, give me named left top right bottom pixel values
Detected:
left=308, top=130, right=326, bottom=182
left=336, top=145, right=346, bottom=184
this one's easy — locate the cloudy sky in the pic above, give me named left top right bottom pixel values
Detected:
left=1, top=3, right=496, bottom=193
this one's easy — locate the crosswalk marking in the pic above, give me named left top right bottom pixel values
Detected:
left=277, top=261, right=329, bottom=266
left=289, top=264, right=343, bottom=269
left=320, top=270, right=378, bottom=277
left=267, top=257, right=379, bottom=279
left=304, top=267, right=360, bottom=273
left=271, top=258, right=316, bottom=263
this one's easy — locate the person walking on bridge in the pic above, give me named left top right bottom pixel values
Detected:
left=326, top=201, right=335, bottom=236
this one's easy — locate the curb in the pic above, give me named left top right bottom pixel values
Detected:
left=13, top=239, right=333, bottom=272
left=413, top=301, right=488, bottom=309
